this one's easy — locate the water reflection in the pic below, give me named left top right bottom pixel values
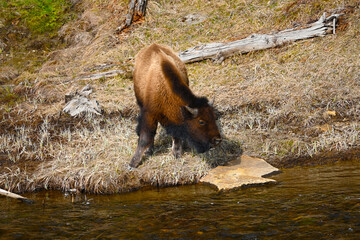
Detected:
left=1, top=161, right=359, bottom=239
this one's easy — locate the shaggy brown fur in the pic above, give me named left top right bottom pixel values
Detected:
left=130, top=43, right=221, bottom=168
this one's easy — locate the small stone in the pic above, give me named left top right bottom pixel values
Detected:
left=323, top=110, right=337, bottom=119
left=181, top=14, right=206, bottom=25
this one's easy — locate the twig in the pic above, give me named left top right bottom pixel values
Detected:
left=75, top=70, right=124, bottom=81
left=0, top=188, right=34, bottom=204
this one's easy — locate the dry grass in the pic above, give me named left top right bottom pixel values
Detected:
left=0, top=115, right=240, bottom=193
left=1, top=0, right=360, bottom=193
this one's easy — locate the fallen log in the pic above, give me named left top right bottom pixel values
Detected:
left=179, top=13, right=344, bottom=63
left=0, top=188, right=34, bottom=203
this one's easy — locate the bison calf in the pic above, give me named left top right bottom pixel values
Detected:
left=130, top=43, right=221, bottom=168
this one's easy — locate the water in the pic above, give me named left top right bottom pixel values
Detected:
left=1, top=161, right=360, bottom=239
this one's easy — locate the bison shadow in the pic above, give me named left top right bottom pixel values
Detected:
left=152, top=127, right=243, bottom=167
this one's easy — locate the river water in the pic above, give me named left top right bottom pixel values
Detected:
left=1, top=161, right=360, bottom=239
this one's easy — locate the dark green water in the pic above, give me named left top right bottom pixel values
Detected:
left=1, top=161, right=360, bottom=240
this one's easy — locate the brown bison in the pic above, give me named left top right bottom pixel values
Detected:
left=129, top=43, right=221, bottom=168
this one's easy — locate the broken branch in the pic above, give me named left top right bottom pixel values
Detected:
left=0, top=188, right=34, bottom=203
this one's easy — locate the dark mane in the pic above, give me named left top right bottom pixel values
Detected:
left=161, top=60, right=208, bottom=108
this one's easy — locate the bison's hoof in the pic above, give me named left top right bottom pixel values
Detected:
left=173, top=151, right=183, bottom=159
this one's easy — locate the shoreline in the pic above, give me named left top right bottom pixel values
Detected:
left=0, top=112, right=359, bottom=194
left=1, top=0, right=359, bottom=194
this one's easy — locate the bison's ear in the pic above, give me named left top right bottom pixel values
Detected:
left=182, top=106, right=198, bottom=119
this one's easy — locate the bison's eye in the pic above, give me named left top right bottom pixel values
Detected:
left=199, top=120, right=206, bottom=126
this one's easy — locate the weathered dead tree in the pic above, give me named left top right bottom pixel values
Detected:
left=179, top=13, right=344, bottom=63
left=0, top=188, right=34, bottom=203
left=116, top=0, right=149, bottom=33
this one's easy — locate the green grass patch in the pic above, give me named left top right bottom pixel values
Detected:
left=0, top=0, right=73, bottom=35
left=0, top=86, right=20, bottom=105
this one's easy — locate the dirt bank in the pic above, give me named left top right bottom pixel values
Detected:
left=1, top=0, right=359, bottom=193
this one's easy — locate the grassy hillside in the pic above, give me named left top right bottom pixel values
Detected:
left=0, top=0, right=75, bottom=84
left=0, top=0, right=359, bottom=193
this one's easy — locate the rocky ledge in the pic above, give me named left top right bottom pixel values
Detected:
left=200, top=155, right=281, bottom=191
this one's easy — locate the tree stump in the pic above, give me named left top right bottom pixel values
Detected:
left=116, top=0, right=149, bottom=33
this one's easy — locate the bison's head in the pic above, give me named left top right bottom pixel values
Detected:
left=182, top=104, right=222, bottom=153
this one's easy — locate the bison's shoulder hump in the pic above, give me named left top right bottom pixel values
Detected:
left=161, top=60, right=208, bottom=108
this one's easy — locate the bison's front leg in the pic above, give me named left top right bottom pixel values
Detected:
left=172, top=137, right=183, bottom=158
left=130, top=112, right=157, bottom=168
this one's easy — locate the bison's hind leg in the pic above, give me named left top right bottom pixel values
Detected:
left=130, top=129, right=156, bottom=168
left=130, top=111, right=158, bottom=168
left=172, top=137, right=183, bottom=158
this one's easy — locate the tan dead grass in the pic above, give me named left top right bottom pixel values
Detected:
left=0, top=115, right=240, bottom=193
left=1, top=0, right=360, bottom=193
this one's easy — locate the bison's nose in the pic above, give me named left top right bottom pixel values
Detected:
left=211, top=137, right=222, bottom=147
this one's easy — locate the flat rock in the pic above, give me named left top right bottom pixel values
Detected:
left=181, top=14, right=206, bottom=25
left=200, top=155, right=280, bottom=191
